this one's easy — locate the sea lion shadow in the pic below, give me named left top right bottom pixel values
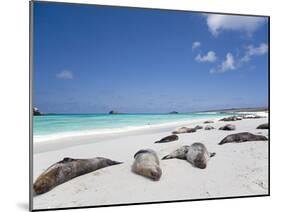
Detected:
left=131, top=171, right=161, bottom=182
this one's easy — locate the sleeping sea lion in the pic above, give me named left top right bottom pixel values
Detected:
left=33, top=157, right=122, bottom=195
left=257, top=123, right=269, bottom=129
left=172, top=127, right=196, bottom=134
left=132, top=149, right=162, bottom=181
left=219, top=124, right=236, bottom=131
left=186, top=143, right=215, bottom=169
left=162, top=145, right=190, bottom=160
left=155, top=135, right=179, bottom=143
left=162, top=143, right=215, bottom=169
left=219, top=132, right=268, bottom=145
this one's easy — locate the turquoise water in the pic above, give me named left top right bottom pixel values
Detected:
left=33, top=113, right=227, bottom=141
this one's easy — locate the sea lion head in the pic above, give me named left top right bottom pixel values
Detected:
left=193, top=154, right=207, bottom=169
left=33, top=176, right=56, bottom=195
left=146, top=166, right=162, bottom=181
left=134, top=164, right=162, bottom=181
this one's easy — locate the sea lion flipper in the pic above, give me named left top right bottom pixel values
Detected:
left=162, top=155, right=172, bottom=160
left=106, top=159, right=123, bottom=166
left=209, top=152, right=216, bottom=157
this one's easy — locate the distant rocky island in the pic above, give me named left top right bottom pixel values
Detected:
left=33, top=107, right=42, bottom=116
left=169, top=111, right=179, bottom=114
left=109, top=110, right=122, bottom=114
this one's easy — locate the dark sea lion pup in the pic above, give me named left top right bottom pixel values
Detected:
left=132, top=149, right=162, bottom=181
left=33, top=157, right=122, bottom=195
left=155, top=135, right=179, bottom=143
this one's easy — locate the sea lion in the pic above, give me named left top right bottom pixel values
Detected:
left=220, top=116, right=242, bottom=121
left=219, top=132, right=268, bottom=145
left=172, top=127, right=196, bottom=134
left=205, top=125, right=215, bottom=130
left=132, top=149, right=162, bottom=181
left=33, top=157, right=122, bottom=195
left=162, top=145, right=190, bottom=160
left=257, top=123, right=269, bottom=129
left=219, top=124, right=236, bottom=131
left=194, top=125, right=203, bottom=130
left=155, top=135, right=179, bottom=143
left=242, top=114, right=264, bottom=119
left=186, top=143, right=216, bottom=169
left=162, top=143, right=215, bottom=169
left=204, top=120, right=214, bottom=124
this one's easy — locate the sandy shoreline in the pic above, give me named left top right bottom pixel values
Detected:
left=33, top=115, right=269, bottom=210
left=34, top=118, right=224, bottom=153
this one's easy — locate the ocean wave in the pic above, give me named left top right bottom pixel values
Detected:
left=33, top=118, right=210, bottom=143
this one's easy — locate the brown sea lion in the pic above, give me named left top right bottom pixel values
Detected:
left=204, top=120, right=214, bottom=124
left=219, top=124, right=236, bottom=131
left=33, top=157, right=122, bottom=195
left=162, top=145, right=190, bottom=160
left=186, top=143, right=215, bottom=169
left=220, top=116, right=242, bottom=121
left=155, top=135, right=178, bottom=143
left=132, top=149, right=162, bottom=181
left=257, top=123, right=269, bottom=129
left=194, top=125, right=203, bottom=130
left=162, top=143, right=215, bottom=169
left=242, top=114, right=264, bottom=119
left=172, top=127, right=196, bottom=134
left=219, top=132, right=268, bottom=145
left=205, top=125, right=215, bottom=130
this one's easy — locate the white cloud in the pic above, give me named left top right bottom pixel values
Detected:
left=205, top=14, right=266, bottom=37
left=56, top=70, right=73, bottom=80
left=209, top=43, right=268, bottom=74
left=192, top=41, right=201, bottom=50
left=241, top=43, right=268, bottom=62
left=210, top=53, right=235, bottom=73
left=222, top=53, right=235, bottom=71
left=195, top=51, right=217, bottom=62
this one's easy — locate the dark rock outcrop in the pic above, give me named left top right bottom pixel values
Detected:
left=257, top=123, right=269, bottom=129
left=219, top=132, right=268, bottom=145
left=155, top=135, right=179, bottom=143
left=219, top=124, right=236, bottom=131
left=169, top=111, right=179, bottom=114
left=33, top=107, right=42, bottom=116
left=109, top=110, right=121, bottom=114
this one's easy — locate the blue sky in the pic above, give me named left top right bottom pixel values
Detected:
left=33, top=2, right=269, bottom=113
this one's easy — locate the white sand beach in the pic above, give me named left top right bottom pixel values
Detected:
left=33, top=115, right=269, bottom=210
